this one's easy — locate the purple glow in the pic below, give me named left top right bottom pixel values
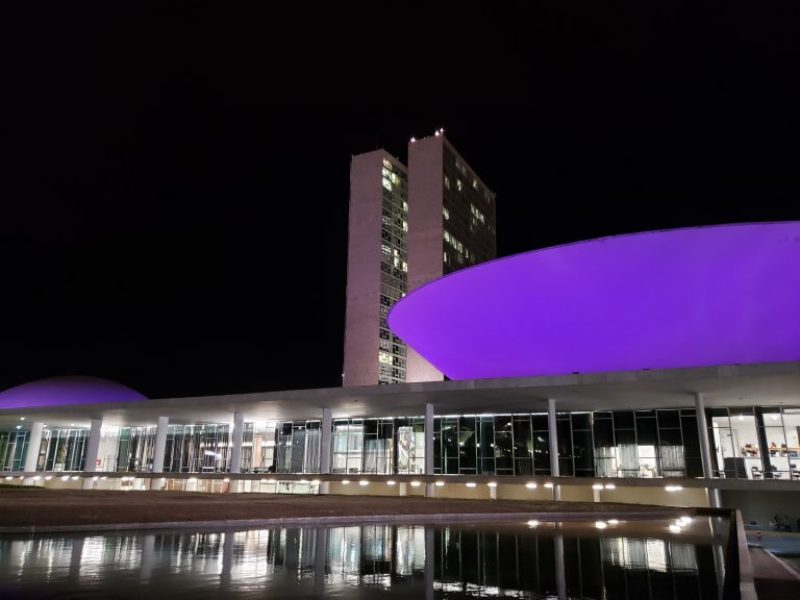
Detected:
left=0, top=376, right=147, bottom=410
left=388, top=222, right=800, bottom=380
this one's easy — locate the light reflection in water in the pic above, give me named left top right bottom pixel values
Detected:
left=0, top=521, right=720, bottom=599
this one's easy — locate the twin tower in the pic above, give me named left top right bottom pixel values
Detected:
left=343, top=131, right=497, bottom=386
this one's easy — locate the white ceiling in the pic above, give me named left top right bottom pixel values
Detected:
left=2, top=362, right=799, bottom=428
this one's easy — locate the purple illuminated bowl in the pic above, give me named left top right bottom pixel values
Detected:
left=388, top=222, right=800, bottom=380
left=0, top=376, right=147, bottom=410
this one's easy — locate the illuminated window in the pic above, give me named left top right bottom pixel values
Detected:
left=444, top=175, right=450, bottom=189
left=456, top=179, right=463, bottom=192
left=382, top=178, right=392, bottom=191
left=442, top=207, right=450, bottom=220
left=472, top=178, right=478, bottom=189
left=383, top=158, right=392, bottom=169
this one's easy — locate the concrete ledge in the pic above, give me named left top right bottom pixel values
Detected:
left=0, top=509, right=682, bottom=535
left=736, top=510, right=758, bottom=600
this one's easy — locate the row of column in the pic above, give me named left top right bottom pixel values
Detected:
left=20, top=396, right=718, bottom=498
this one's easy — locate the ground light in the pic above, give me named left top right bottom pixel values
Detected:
left=526, top=482, right=537, bottom=489
left=595, top=521, right=608, bottom=529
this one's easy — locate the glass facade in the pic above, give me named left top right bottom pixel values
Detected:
left=164, top=424, right=231, bottom=473
left=709, top=406, right=800, bottom=479
left=40, top=427, right=89, bottom=472
left=0, top=429, right=29, bottom=472
left=332, top=417, right=425, bottom=475
left=6, top=405, right=800, bottom=479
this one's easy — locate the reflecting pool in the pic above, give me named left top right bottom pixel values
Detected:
left=0, top=519, right=723, bottom=599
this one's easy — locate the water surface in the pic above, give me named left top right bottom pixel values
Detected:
left=0, top=520, right=722, bottom=599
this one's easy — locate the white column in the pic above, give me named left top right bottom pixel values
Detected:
left=152, top=416, right=169, bottom=474
left=320, top=408, right=332, bottom=473
left=230, top=411, right=244, bottom=474
left=23, top=422, right=44, bottom=473
left=548, top=398, right=561, bottom=500
left=83, top=419, right=103, bottom=473
left=425, top=403, right=435, bottom=498
left=319, top=408, right=332, bottom=495
left=695, top=393, right=720, bottom=507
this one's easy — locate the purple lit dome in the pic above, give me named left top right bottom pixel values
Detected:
left=0, top=376, right=147, bottom=410
left=388, top=222, right=800, bottom=380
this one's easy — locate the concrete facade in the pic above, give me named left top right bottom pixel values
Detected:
left=342, top=133, right=496, bottom=386
left=342, top=150, right=404, bottom=386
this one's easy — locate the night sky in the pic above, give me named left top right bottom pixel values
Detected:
left=4, top=3, right=799, bottom=398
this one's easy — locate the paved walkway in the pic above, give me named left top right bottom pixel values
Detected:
left=750, top=547, right=800, bottom=600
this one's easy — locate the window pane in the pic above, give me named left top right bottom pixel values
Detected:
left=459, top=417, right=477, bottom=471
left=657, top=410, right=680, bottom=429
left=571, top=413, right=591, bottom=430
left=572, top=430, right=594, bottom=472
left=614, top=411, right=634, bottom=430
left=513, top=418, right=532, bottom=459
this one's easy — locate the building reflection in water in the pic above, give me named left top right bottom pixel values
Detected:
left=0, top=522, right=720, bottom=599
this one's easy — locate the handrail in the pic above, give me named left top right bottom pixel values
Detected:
left=696, top=507, right=756, bottom=600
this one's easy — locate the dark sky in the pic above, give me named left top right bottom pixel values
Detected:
left=4, top=3, right=799, bottom=398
